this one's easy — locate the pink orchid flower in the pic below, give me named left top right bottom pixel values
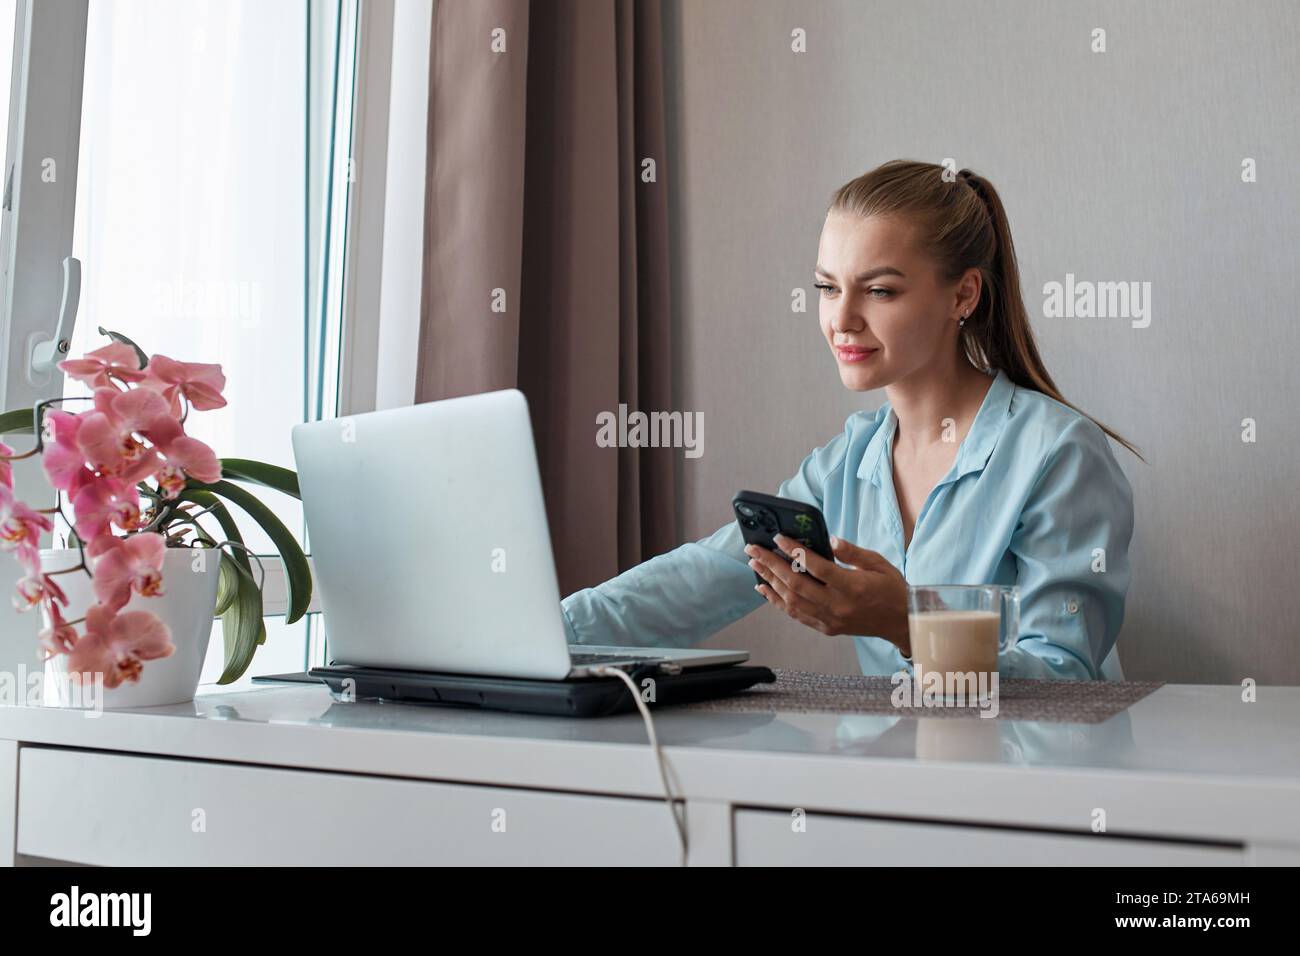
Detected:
left=4, top=528, right=50, bottom=615
left=1, top=439, right=14, bottom=519
left=159, top=434, right=221, bottom=485
left=90, top=532, right=166, bottom=611
left=71, top=477, right=144, bottom=540
left=37, top=602, right=80, bottom=660
left=82, top=385, right=220, bottom=485
left=85, top=531, right=122, bottom=559
left=73, top=410, right=163, bottom=482
left=83, top=384, right=179, bottom=450
left=155, top=464, right=187, bottom=499
left=14, top=570, right=68, bottom=612
left=0, top=492, right=44, bottom=591
left=57, top=342, right=147, bottom=389
left=40, top=410, right=97, bottom=498
left=110, top=385, right=221, bottom=483
left=108, top=387, right=182, bottom=442
left=0, top=439, right=13, bottom=489
left=11, top=539, right=41, bottom=575
left=0, top=501, right=53, bottom=552
left=141, top=355, right=227, bottom=416
left=66, top=602, right=174, bottom=688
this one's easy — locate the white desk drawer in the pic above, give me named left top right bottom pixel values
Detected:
left=18, top=747, right=679, bottom=866
left=734, top=809, right=1244, bottom=866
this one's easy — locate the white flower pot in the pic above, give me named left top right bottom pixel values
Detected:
left=39, top=546, right=222, bottom=709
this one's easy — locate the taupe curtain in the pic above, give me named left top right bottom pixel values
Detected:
left=416, top=0, right=677, bottom=595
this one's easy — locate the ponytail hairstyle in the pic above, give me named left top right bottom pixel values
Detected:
left=829, top=159, right=1145, bottom=462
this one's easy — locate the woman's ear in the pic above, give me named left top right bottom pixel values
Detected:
left=955, top=267, right=982, bottom=318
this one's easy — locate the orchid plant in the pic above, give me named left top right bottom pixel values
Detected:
left=0, top=328, right=311, bottom=688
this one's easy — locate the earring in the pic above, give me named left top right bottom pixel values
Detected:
left=959, top=311, right=968, bottom=329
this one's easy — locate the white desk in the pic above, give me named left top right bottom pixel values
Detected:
left=2, top=681, right=1298, bottom=866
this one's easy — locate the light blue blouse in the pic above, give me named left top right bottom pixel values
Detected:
left=561, top=367, right=1136, bottom=681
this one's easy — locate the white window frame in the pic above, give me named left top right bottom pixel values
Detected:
left=0, top=0, right=88, bottom=419
left=337, top=0, right=428, bottom=419
left=301, top=0, right=429, bottom=665
left=297, top=0, right=428, bottom=650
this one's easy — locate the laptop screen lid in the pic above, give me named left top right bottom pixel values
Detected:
left=290, top=389, right=573, bottom=679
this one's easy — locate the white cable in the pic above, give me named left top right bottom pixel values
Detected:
left=591, top=665, right=689, bottom=866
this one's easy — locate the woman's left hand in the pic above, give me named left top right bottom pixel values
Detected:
left=745, top=534, right=911, bottom=654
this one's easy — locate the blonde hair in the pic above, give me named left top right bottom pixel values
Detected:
left=829, top=159, right=1145, bottom=462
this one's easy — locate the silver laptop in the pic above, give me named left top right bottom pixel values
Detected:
left=290, top=389, right=748, bottom=680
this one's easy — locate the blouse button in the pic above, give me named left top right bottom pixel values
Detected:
left=1066, top=600, right=1079, bottom=614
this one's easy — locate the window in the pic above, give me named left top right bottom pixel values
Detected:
left=0, top=0, right=378, bottom=689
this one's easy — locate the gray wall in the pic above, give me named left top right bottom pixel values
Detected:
left=662, top=0, right=1300, bottom=683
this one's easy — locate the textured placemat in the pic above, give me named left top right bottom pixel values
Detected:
left=675, top=669, right=1163, bottom=723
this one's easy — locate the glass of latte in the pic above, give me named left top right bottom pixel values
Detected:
left=906, top=584, right=1019, bottom=701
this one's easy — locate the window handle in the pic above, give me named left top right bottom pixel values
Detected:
left=28, top=256, right=81, bottom=385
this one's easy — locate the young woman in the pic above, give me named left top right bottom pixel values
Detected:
left=561, top=160, right=1141, bottom=681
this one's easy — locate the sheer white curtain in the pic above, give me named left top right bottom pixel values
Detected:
left=68, top=0, right=346, bottom=684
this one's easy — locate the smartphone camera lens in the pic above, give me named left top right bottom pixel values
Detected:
left=740, top=516, right=758, bottom=530
left=736, top=502, right=755, bottom=518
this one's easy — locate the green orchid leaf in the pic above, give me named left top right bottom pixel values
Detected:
left=217, top=557, right=266, bottom=684
left=191, top=479, right=311, bottom=625
left=97, top=326, right=149, bottom=369
left=177, top=490, right=263, bottom=683
left=213, top=546, right=239, bottom=617
left=0, top=408, right=36, bottom=434
left=218, top=458, right=301, bottom=499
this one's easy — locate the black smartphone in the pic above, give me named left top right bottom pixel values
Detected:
left=732, top=490, right=833, bottom=586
